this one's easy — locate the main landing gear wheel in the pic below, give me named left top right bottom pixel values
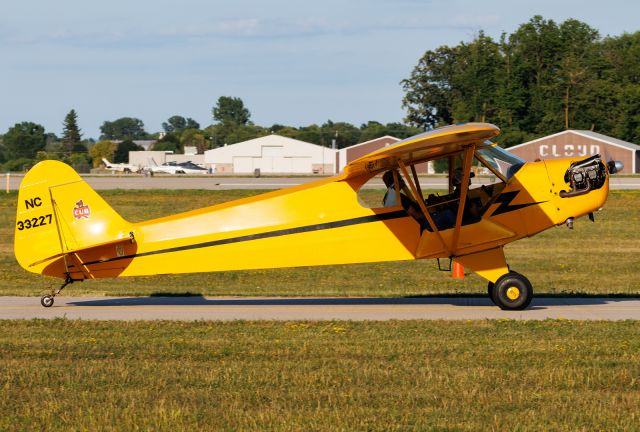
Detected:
left=487, top=282, right=496, bottom=305
left=490, top=272, right=533, bottom=310
left=41, top=295, right=54, bottom=308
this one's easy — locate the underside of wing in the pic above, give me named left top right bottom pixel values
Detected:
left=343, top=123, right=500, bottom=178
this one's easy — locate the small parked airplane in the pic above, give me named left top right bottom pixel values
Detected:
left=102, top=158, right=141, bottom=173
left=15, top=123, right=619, bottom=309
left=147, top=161, right=209, bottom=175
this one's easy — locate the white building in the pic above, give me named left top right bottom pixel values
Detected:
left=204, top=135, right=336, bottom=174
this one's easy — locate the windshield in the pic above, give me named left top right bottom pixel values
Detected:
left=476, top=144, right=525, bottom=180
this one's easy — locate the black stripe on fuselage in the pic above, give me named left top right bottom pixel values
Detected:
left=490, top=190, right=547, bottom=216
left=81, top=210, right=410, bottom=266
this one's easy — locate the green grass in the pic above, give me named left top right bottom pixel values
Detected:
left=0, top=189, right=638, bottom=297
left=0, top=319, right=638, bottom=431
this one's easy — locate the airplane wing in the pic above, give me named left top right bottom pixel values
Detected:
left=343, top=123, right=500, bottom=178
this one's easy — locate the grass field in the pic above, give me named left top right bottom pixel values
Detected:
left=0, top=319, right=638, bottom=431
left=1, top=191, right=639, bottom=431
left=0, top=189, right=638, bottom=297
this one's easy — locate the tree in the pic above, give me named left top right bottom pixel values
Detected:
left=114, top=140, right=144, bottom=163
left=212, top=96, right=250, bottom=126
left=451, top=32, right=502, bottom=123
left=0, top=135, right=5, bottom=163
left=224, top=124, right=268, bottom=145
left=154, top=133, right=181, bottom=153
left=359, top=121, right=388, bottom=142
left=505, top=16, right=564, bottom=135
left=185, top=118, right=200, bottom=130
left=320, top=121, right=360, bottom=148
left=3, top=122, right=46, bottom=159
left=100, top=117, right=148, bottom=140
left=35, top=151, right=60, bottom=162
left=295, top=124, right=323, bottom=145
left=89, top=140, right=117, bottom=167
left=71, top=143, right=88, bottom=153
left=383, top=123, right=422, bottom=139
left=399, top=15, right=640, bottom=145
left=2, top=158, right=33, bottom=172
left=359, top=122, right=421, bottom=142
left=67, top=152, right=92, bottom=173
left=615, top=84, right=640, bottom=142
left=162, top=115, right=186, bottom=133
left=180, top=129, right=207, bottom=154
left=153, top=141, right=179, bottom=153
left=61, top=109, right=82, bottom=154
left=269, top=125, right=299, bottom=139
left=401, top=45, right=458, bottom=129
left=540, top=19, right=600, bottom=131
left=162, top=116, right=201, bottom=135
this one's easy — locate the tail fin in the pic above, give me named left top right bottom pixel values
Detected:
left=14, top=160, right=134, bottom=279
left=101, top=158, right=112, bottom=167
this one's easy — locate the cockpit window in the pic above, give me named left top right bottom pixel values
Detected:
left=476, top=143, right=525, bottom=181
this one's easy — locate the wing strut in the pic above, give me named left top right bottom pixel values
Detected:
left=451, top=145, right=475, bottom=252
left=397, top=159, right=452, bottom=257
left=410, top=164, right=423, bottom=202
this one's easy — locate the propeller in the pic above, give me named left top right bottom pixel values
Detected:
left=607, top=160, right=624, bottom=174
left=600, top=144, right=624, bottom=174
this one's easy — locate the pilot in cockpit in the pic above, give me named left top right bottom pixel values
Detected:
left=382, top=170, right=428, bottom=229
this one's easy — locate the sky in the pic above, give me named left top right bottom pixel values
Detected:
left=2, top=0, right=639, bottom=139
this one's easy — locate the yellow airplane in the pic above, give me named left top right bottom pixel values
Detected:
left=14, top=123, right=618, bottom=310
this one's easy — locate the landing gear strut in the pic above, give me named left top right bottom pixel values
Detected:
left=489, top=272, right=533, bottom=310
left=40, top=274, right=75, bottom=308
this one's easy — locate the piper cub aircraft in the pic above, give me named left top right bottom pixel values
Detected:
left=15, top=123, right=618, bottom=310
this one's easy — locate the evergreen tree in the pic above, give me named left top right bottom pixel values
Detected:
left=62, top=109, right=82, bottom=154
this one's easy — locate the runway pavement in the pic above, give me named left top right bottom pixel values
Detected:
left=5, top=173, right=640, bottom=190
left=2, top=296, right=640, bottom=321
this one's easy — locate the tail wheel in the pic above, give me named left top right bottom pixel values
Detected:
left=491, top=272, right=533, bottom=310
left=41, top=295, right=54, bottom=308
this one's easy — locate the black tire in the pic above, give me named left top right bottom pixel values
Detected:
left=487, top=282, right=496, bottom=305
left=41, top=295, right=54, bottom=308
left=491, top=272, right=533, bottom=310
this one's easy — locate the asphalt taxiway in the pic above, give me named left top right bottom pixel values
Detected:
left=2, top=296, right=640, bottom=321
left=6, top=174, right=640, bottom=190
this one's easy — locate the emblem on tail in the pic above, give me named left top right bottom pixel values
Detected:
left=73, top=200, right=91, bottom=219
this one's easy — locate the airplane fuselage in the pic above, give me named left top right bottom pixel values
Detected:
left=31, top=156, right=608, bottom=282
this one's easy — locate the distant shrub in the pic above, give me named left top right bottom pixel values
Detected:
left=3, top=158, right=34, bottom=172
